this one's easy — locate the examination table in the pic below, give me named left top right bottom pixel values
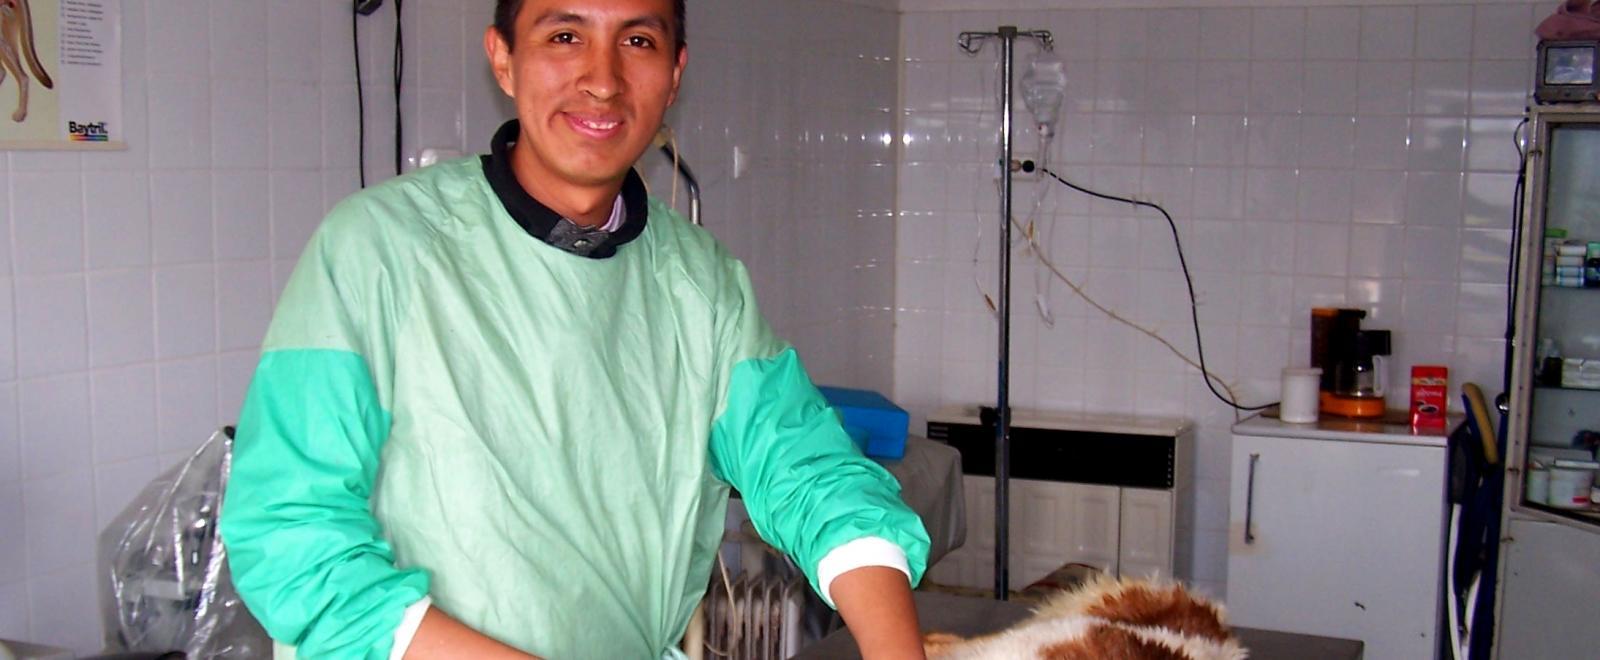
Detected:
left=804, top=438, right=1364, bottom=659
left=795, top=591, right=1364, bottom=659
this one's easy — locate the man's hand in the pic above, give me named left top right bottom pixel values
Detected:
left=830, top=566, right=927, bottom=660
left=403, top=607, right=542, bottom=660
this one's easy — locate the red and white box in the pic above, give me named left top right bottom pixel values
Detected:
left=1410, top=365, right=1449, bottom=428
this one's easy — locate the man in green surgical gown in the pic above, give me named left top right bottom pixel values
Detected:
left=218, top=0, right=932, bottom=658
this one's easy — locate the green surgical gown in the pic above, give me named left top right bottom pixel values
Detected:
left=217, top=157, right=931, bottom=659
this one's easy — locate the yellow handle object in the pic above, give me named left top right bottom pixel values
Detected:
left=1462, top=383, right=1499, bottom=465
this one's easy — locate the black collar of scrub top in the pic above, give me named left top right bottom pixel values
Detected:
left=482, top=119, right=650, bottom=259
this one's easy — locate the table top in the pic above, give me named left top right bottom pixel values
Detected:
left=1234, top=410, right=1461, bottom=448
left=793, top=592, right=1363, bottom=660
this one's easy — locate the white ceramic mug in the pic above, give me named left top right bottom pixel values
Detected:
left=1280, top=367, right=1322, bottom=423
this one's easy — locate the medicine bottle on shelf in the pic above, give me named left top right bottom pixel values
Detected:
left=1538, top=338, right=1563, bottom=387
left=1587, top=242, right=1600, bottom=288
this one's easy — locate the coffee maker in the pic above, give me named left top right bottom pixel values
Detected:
left=1311, top=308, right=1392, bottom=419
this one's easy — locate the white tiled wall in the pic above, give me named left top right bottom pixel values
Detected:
left=894, top=1, right=1540, bottom=599
left=2, top=0, right=1546, bottom=648
left=0, top=0, right=898, bottom=652
left=643, top=0, right=902, bottom=394
left=0, top=0, right=492, bottom=650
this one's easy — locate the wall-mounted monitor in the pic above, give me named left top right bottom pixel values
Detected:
left=1537, top=40, right=1600, bottom=104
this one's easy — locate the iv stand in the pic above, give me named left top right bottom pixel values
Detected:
left=958, top=26, right=1053, bottom=602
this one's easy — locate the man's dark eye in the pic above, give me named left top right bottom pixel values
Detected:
left=552, top=32, right=578, bottom=44
left=626, top=35, right=655, bottom=48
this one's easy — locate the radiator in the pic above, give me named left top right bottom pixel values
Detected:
left=700, top=571, right=807, bottom=660
left=689, top=525, right=811, bottom=660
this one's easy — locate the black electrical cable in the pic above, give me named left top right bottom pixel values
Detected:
left=393, top=0, right=404, bottom=176
left=354, top=3, right=367, bottom=188
left=1040, top=167, right=1277, bottom=412
left=1504, top=117, right=1530, bottom=396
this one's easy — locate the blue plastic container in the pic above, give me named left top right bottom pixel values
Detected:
left=817, top=386, right=909, bottom=459
left=841, top=424, right=871, bottom=455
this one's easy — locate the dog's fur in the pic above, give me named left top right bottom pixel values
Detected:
left=0, top=0, right=53, bottom=122
left=925, top=577, right=1248, bottom=659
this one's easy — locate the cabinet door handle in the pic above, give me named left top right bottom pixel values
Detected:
left=1245, top=453, right=1260, bottom=545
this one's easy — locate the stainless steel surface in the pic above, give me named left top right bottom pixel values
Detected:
left=996, top=25, right=1013, bottom=603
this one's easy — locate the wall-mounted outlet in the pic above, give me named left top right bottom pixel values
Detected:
left=992, top=154, right=1041, bottom=181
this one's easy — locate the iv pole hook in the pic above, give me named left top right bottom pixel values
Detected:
left=958, top=29, right=1053, bottom=54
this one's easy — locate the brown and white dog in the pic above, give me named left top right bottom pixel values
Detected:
left=924, top=577, right=1248, bottom=660
left=0, top=0, right=54, bottom=122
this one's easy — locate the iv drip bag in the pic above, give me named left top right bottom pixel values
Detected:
left=1020, top=53, right=1067, bottom=137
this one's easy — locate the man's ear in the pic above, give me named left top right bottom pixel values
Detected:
left=666, top=45, right=688, bottom=107
left=485, top=26, right=515, bottom=97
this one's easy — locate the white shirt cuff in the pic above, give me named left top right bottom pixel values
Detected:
left=816, top=536, right=911, bottom=608
left=389, top=595, right=434, bottom=660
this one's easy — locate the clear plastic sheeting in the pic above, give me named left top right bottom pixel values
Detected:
left=98, top=427, right=270, bottom=658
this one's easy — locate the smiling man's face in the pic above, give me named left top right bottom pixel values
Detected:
left=487, top=0, right=686, bottom=193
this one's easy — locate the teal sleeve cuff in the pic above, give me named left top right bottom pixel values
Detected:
left=220, top=349, right=430, bottom=659
left=708, top=348, right=932, bottom=601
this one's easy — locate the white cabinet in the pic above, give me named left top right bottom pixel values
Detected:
left=1227, top=421, right=1450, bottom=660
left=1494, top=106, right=1600, bottom=660
left=929, top=476, right=1173, bottom=590
left=1495, top=518, right=1600, bottom=658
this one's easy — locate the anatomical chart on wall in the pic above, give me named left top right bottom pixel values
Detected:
left=0, top=0, right=122, bottom=150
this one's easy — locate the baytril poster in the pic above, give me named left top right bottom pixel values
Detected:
left=0, top=0, right=122, bottom=150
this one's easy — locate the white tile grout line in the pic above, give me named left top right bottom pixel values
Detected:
left=74, top=140, right=103, bottom=651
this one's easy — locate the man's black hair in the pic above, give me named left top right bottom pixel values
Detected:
left=494, top=0, right=687, bottom=52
